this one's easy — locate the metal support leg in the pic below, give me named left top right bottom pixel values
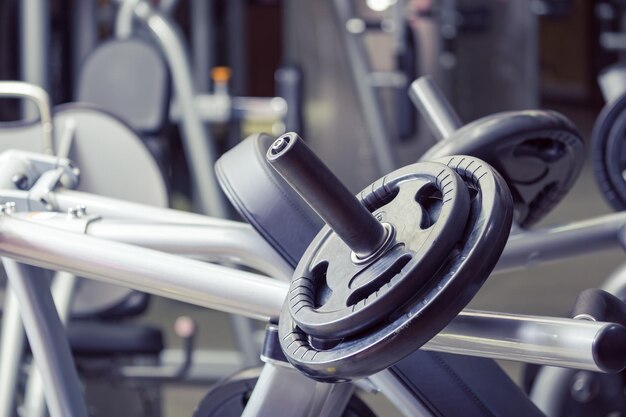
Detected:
left=191, top=0, right=214, bottom=92
left=72, top=0, right=98, bottom=95
left=22, top=272, right=78, bottom=417
left=229, top=315, right=261, bottom=367
left=0, top=289, right=26, bottom=417
left=242, top=363, right=353, bottom=417
left=409, top=77, right=462, bottom=142
left=2, top=259, right=87, bottom=417
left=332, top=0, right=396, bottom=174
left=19, top=0, right=49, bottom=120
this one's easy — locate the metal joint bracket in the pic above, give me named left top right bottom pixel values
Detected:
left=0, top=150, right=80, bottom=193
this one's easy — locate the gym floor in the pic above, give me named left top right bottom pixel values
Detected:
left=133, top=103, right=626, bottom=417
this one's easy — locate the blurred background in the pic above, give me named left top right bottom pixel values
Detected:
left=2, top=0, right=626, bottom=416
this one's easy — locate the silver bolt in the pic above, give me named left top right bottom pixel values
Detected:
left=271, top=137, right=289, bottom=154
left=67, top=207, right=79, bottom=218
left=570, top=371, right=598, bottom=403
left=5, top=202, right=15, bottom=214
left=11, top=173, right=29, bottom=190
left=76, top=205, right=87, bottom=217
left=0, top=202, right=16, bottom=214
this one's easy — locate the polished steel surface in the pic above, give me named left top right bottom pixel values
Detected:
left=0, top=82, right=53, bottom=154
left=0, top=216, right=287, bottom=320
left=85, top=220, right=292, bottom=280
left=409, top=77, right=462, bottom=142
left=0, top=290, right=25, bottom=417
left=1, top=212, right=620, bottom=372
left=426, top=310, right=621, bottom=371
left=496, top=211, right=626, bottom=272
left=2, top=259, right=87, bottom=417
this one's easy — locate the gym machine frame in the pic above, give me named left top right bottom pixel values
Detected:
left=4, top=182, right=626, bottom=417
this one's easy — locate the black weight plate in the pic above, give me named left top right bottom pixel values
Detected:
left=192, top=367, right=377, bottom=417
left=421, top=110, right=583, bottom=227
left=279, top=155, right=513, bottom=382
left=289, top=162, right=470, bottom=339
left=593, top=93, right=626, bottom=211
left=215, top=133, right=324, bottom=267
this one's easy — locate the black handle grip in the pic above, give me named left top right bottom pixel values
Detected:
left=266, top=132, right=387, bottom=259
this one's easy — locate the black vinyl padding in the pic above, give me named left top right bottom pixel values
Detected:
left=216, top=133, right=324, bottom=267
left=391, top=350, right=546, bottom=417
left=68, top=321, right=164, bottom=357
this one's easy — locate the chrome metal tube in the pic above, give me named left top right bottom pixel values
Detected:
left=22, top=272, right=78, bottom=417
left=19, top=0, right=49, bottom=121
left=84, top=221, right=292, bottom=280
left=496, top=211, right=626, bottom=272
left=50, top=190, right=292, bottom=276
left=409, top=77, right=462, bottom=142
left=242, top=363, right=353, bottom=417
left=0, top=82, right=53, bottom=153
left=0, top=290, right=25, bottom=417
left=0, top=216, right=287, bottom=320
left=2, top=259, right=87, bottom=417
left=425, top=310, right=626, bottom=372
left=1, top=215, right=624, bottom=372
left=52, top=189, right=223, bottom=224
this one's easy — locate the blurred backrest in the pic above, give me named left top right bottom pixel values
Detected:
left=77, top=38, right=171, bottom=135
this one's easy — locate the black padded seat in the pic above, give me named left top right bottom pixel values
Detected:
left=391, top=350, right=546, bottom=417
left=216, top=133, right=323, bottom=267
left=68, top=321, right=164, bottom=357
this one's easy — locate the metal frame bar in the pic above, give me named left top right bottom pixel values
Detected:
left=0, top=215, right=285, bottom=320
left=332, top=0, right=396, bottom=174
left=46, top=189, right=626, bottom=275
left=0, top=81, right=54, bottom=154
left=0, top=289, right=25, bottom=417
left=241, top=363, right=352, bottom=417
left=1, top=259, right=87, bottom=417
left=83, top=220, right=291, bottom=280
left=115, top=0, right=227, bottom=217
left=21, top=272, right=77, bottom=417
left=496, top=211, right=626, bottom=273
left=0, top=213, right=622, bottom=373
left=19, top=0, right=49, bottom=122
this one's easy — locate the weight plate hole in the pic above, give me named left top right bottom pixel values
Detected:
left=514, top=138, right=566, bottom=162
left=311, top=262, right=332, bottom=308
left=415, top=184, right=443, bottom=229
left=363, top=187, right=400, bottom=212
left=308, top=335, right=342, bottom=350
left=346, top=254, right=412, bottom=307
left=468, top=185, right=478, bottom=201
